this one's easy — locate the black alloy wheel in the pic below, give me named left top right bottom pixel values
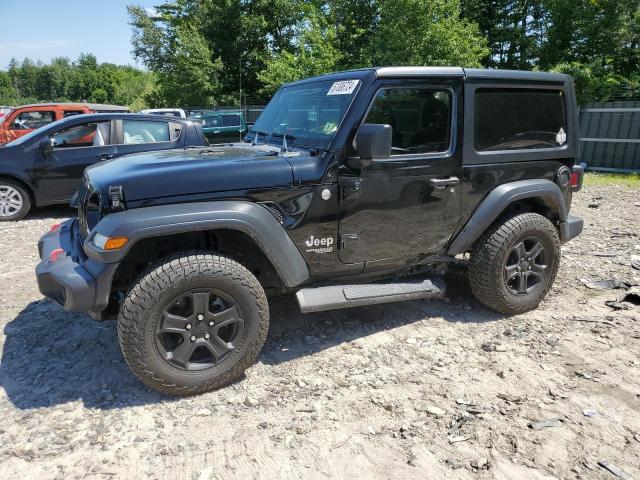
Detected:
left=118, top=252, right=269, bottom=396
left=156, top=289, right=244, bottom=371
left=503, top=237, right=548, bottom=295
left=468, top=212, right=561, bottom=314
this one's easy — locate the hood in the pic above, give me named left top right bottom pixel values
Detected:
left=85, top=145, right=295, bottom=202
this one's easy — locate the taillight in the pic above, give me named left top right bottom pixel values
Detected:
left=570, top=172, right=579, bottom=187
left=570, top=165, right=584, bottom=192
left=50, top=222, right=61, bottom=232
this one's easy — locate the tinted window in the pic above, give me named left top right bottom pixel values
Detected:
left=365, top=88, right=452, bottom=155
left=13, top=110, right=55, bottom=130
left=220, top=114, right=241, bottom=127
left=475, top=89, right=567, bottom=151
left=51, top=121, right=110, bottom=148
left=63, top=110, right=84, bottom=117
left=122, top=120, right=170, bottom=144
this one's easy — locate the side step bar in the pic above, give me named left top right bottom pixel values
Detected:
left=296, top=277, right=446, bottom=313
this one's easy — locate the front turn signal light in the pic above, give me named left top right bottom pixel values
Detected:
left=93, top=233, right=128, bottom=250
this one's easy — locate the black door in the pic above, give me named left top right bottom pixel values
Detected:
left=338, top=83, right=462, bottom=265
left=37, top=120, right=117, bottom=203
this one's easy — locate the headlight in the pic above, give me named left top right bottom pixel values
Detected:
left=93, top=233, right=128, bottom=250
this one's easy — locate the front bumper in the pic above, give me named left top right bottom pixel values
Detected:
left=36, top=219, right=118, bottom=319
left=560, top=214, right=583, bottom=244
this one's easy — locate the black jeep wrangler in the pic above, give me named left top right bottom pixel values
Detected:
left=36, top=67, right=584, bottom=396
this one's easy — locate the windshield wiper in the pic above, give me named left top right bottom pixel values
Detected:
left=270, top=133, right=297, bottom=153
left=250, top=130, right=269, bottom=146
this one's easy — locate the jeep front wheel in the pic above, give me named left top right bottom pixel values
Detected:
left=118, top=252, right=269, bottom=396
left=468, top=212, right=560, bottom=314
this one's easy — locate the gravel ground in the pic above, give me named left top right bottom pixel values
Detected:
left=0, top=185, right=639, bottom=480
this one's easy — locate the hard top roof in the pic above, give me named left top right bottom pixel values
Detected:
left=14, top=102, right=129, bottom=111
left=58, top=112, right=191, bottom=121
left=285, top=66, right=569, bottom=87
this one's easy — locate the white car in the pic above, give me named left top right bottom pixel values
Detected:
left=139, top=108, right=187, bottom=118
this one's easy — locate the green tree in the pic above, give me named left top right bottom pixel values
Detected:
left=129, top=0, right=301, bottom=104
left=371, top=0, right=488, bottom=67
left=258, top=7, right=342, bottom=94
left=258, top=0, right=487, bottom=94
left=461, top=0, right=640, bottom=101
left=0, top=54, right=155, bottom=108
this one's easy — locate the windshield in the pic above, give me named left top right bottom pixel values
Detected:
left=4, top=116, right=71, bottom=147
left=249, top=79, right=360, bottom=149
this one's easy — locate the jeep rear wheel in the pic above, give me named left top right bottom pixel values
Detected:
left=468, top=212, right=560, bottom=314
left=118, top=252, right=269, bottom=396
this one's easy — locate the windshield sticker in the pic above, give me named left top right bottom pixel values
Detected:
left=327, top=80, right=359, bottom=96
left=556, top=127, right=567, bottom=146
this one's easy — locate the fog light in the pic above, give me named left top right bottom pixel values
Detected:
left=93, top=233, right=128, bottom=250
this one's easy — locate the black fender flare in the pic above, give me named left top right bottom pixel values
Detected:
left=447, top=179, right=568, bottom=255
left=84, top=201, right=310, bottom=288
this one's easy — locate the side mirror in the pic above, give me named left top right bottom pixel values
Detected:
left=352, top=124, right=392, bottom=167
left=39, top=137, right=55, bottom=153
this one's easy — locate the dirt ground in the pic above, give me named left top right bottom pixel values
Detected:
left=0, top=184, right=639, bottom=480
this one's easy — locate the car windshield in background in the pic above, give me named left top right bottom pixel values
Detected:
left=4, top=116, right=70, bottom=147
left=249, top=79, right=360, bottom=149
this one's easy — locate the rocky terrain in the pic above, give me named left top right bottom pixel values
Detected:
left=0, top=184, right=639, bottom=480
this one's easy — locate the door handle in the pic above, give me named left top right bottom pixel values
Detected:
left=98, top=153, right=115, bottom=160
left=429, top=177, right=460, bottom=189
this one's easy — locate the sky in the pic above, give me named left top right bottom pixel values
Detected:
left=0, top=0, right=160, bottom=69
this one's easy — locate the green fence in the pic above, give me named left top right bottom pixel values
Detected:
left=579, top=101, right=640, bottom=172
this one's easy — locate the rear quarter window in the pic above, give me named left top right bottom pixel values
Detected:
left=475, top=89, right=567, bottom=151
left=122, top=120, right=170, bottom=144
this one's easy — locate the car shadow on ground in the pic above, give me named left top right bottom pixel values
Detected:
left=0, top=265, right=504, bottom=410
left=25, top=205, right=76, bottom=220
left=262, top=265, right=505, bottom=365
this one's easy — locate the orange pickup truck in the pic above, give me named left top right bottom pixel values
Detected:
left=0, top=102, right=129, bottom=145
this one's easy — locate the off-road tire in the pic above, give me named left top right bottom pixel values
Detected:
left=468, top=212, right=560, bottom=314
left=118, top=252, right=269, bottom=396
left=0, top=180, right=31, bottom=221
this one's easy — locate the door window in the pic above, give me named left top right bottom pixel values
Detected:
left=220, top=114, right=241, bottom=127
left=474, top=89, right=567, bottom=151
left=12, top=111, right=55, bottom=130
left=122, top=120, right=170, bottom=144
left=168, top=122, right=183, bottom=141
left=202, top=115, right=218, bottom=127
left=365, top=88, right=452, bottom=155
left=50, top=121, right=111, bottom=148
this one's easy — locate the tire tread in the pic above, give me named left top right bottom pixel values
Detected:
left=117, top=251, right=269, bottom=396
left=468, top=212, right=560, bottom=314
